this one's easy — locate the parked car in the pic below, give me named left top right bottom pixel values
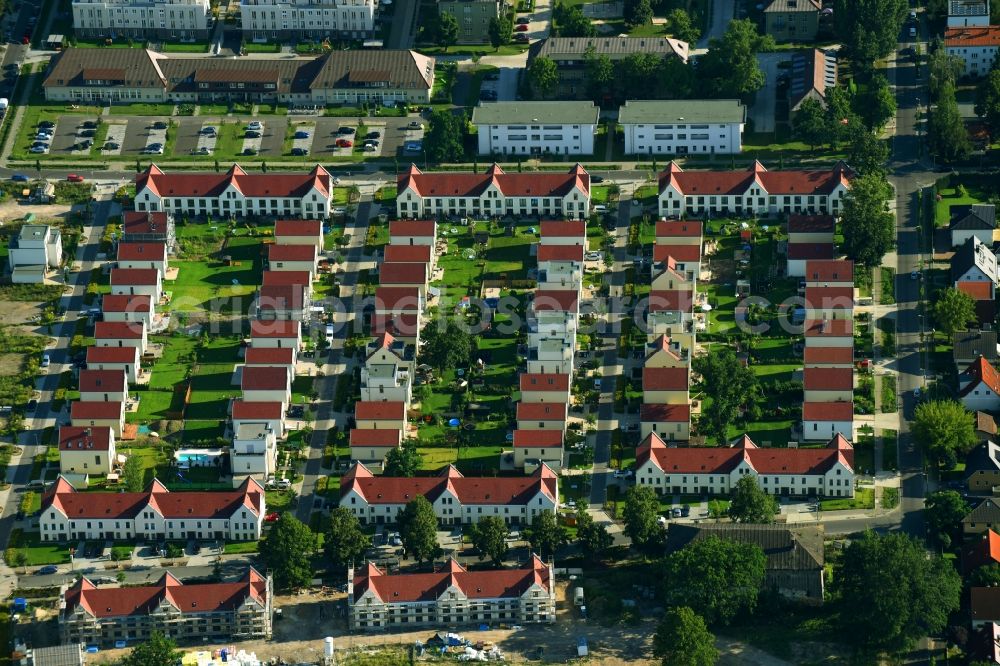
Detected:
left=37, top=565, right=58, bottom=575
left=365, top=131, right=381, bottom=140
left=11, top=174, right=28, bottom=182
left=336, top=139, right=353, bottom=148
left=151, top=121, right=168, bottom=130
left=142, top=144, right=164, bottom=154
left=199, top=126, right=216, bottom=135
left=38, top=121, right=55, bottom=129
left=337, top=126, right=356, bottom=135
left=243, top=147, right=258, bottom=156
left=103, top=141, right=120, bottom=150
left=26, top=399, right=37, bottom=411
left=29, top=145, right=47, bottom=153
left=264, top=512, right=280, bottom=522
left=294, top=130, right=310, bottom=139
left=514, top=33, right=530, bottom=42
left=41, top=353, right=50, bottom=367
left=407, top=121, right=424, bottom=130
left=247, top=120, right=263, bottom=131
left=66, top=174, right=84, bottom=182
left=245, top=130, right=261, bottom=138
left=515, top=23, right=529, bottom=31
left=81, top=120, right=97, bottom=129
left=291, top=147, right=309, bottom=156
left=79, top=129, right=96, bottom=137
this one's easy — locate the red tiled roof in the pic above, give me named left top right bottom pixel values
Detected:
left=342, top=463, right=557, bottom=506
left=371, top=313, right=420, bottom=338
left=532, top=289, right=578, bottom=313
left=658, top=161, right=851, bottom=196
left=804, top=286, right=854, bottom=309
left=805, top=259, right=854, bottom=283
left=117, top=242, right=166, bottom=262
left=540, top=220, right=586, bottom=237
left=803, top=367, right=854, bottom=390
left=274, top=219, right=323, bottom=238
left=384, top=245, right=432, bottom=263
left=803, top=347, right=854, bottom=366
left=645, top=335, right=685, bottom=363
left=110, top=268, right=159, bottom=286
left=138, top=164, right=331, bottom=200
left=353, top=555, right=550, bottom=603
left=787, top=214, right=836, bottom=234
left=122, top=211, right=169, bottom=236
left=231, top=400, right=284, bottom=420
left=258, top=284, right=306, bottom=311
left=512, top=430, right=563, bottom=448
left=640, top=403, right=691, bottom=422
left=355, top=401, right=406, bottom=420
left=380, top=263, right=427, bottom=285
left=642, top=367, right=689, bottom=391
left=250, top=320, right=300, bottom=338
left=648, top=290, right=694, bottom=312
left=946, top=25, right=1000, bottom=47
left=517, top=402, right=567, bottom=421
left=79, top=369, right=126, bottom=393
left=44, top=476, right=264, bottom=520
left=803, top=319, right=852, bottom=337
left=71, top=401, right=124, bottom=421
left=94, top=321, right=144, bottom=339
left=59, top=425, right=114, bottom=451
left=963, top=530, right=1000, bottom=573
left=375, top=287, right=422, bottom=312
left=389, top=220, right=436, bottom=237
left=653, top=244, right=701, bottom=262
left=244, top=347, right=295, bottom=365
left=959, top=281, right=994, bottom=301
left=636, top=432, right=854, bottom=474
left=802, top=401, right=854, bottom=420
left=86, top=346, right=139, bottom=364
left=787, top=242, right=835, bottom=260
left=655, top=220, right=703, bottom=238
left=262, top=271, right=310, bottom=287
left=349, top=429, right=401, bottom=446
left=268, top=244, right=317, bottom=262
left=102, top=294, right=151, bottom=313
left=519, top=373, right=570, bottom=392
left=537, top=245, right=585, bottom=262
left=64, top=568, right=268, bottom=619
left=960, top=357, right=1000, bottom=398
left=241, top=366, right=289, bottom=392
left=399, top=164, right=589, bottom=198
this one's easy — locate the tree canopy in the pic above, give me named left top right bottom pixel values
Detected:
left=913, top=400, right=977, bottom=469
left=424, top=111, right=467, bottom=163
left=527, top=56, right=559, bottom=98
left=653, top=607, right=719, bottom=666
left=469, top=516, right=509, bottom=565
left=122, top=454, right=145, bottom=493
left=793, top=98, right=832, bottom=150
left=836, top=531, right=962, bottom=653
left=118, top=632, right=180, bottom=666
left=419, top=319, right=473, bottom=373
left=858, top=74, right=897, bottom=130
left=259, top=514, right=319, bottom=591
left=666, top=8, right=701, bottom=43
left=925, top=490, right=970, bottom=550
left=697, top=20, right=774, bottom=101
left=398, top=496, right=440, bottom=563
left=554, top=2, right=596, bottom=36
left=434, top=12, right=459, bottom=50
left=383, top=438, right=424, bottom=477
left=933, top=287, right=977, bottom=336
left=488, top=15, right=513, bottom=49
left=841, top=173, right=895, bottom=268
left=848, top=129, right=890, bottom=177
left=929, top=82, right=972, bottom=163
left=622, top=485, right=663, bottom=548
left=728, top=475, right=779, bottom=523
left=323, top=507, right=371, bottom=570
left=575, top=499, right=614, bottom=558
left=834, top=0, right=907, bottom=73
left=663, top=536, right=767, bottom=625
left=692, top=347, right=759, bottom=443
left=525, top=509, right=568, bottom=559
left=975, top=69, right=1000, bottom=141
left=624, top=0, right=653, bottom=26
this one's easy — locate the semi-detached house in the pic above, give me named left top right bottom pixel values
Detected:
left=117, top=242, right=168, bottom=276
left=39, top=476, right=265, bottom=542
left=250, top=320, right=302, bottom=351
left=71, top=401, right=126, bottom=438
left=100, top=295, right=153, bottom=327
left=94, top=321, right=148, bottom=355
left=58, top=426, right=116, bottom=475
left=79, top=369, right=128, bottom=403
left=396, top=164, right=591, bottom=220
left=110, top=268, right=162, bottom=302
left=339, top=462, right=558, bottom=526
left=231, top=399, right=286, bottom=440
left=274, top=219, right=325, bottom=251
left=267, top=244, right=318, bottom=277
left=388, top=220, right=437, bottom=246
left=86, top=345, right=141, bottom=384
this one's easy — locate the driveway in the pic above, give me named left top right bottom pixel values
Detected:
left=696, top=0, right=734, bottom=49
left=751, top=53, right=790, bottom=134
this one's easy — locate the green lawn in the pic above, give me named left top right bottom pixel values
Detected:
left=819, top=487, right=875, bottom=511
left=223, top=541, right=260, bottom=554
left=242, top=42, right=282, bottom=53
left=166, top=230, right=262, bottom=314
left=4, top=529, right=72, bottom=566
left=934, top=184, right=987, bottom=227
left=418, top=44, right=529, bottom=57
left=161, top=42, right=210, bottom=53
left=108, top=103, right=176, bottom=116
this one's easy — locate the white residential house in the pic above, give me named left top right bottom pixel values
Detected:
left=109, top=268, right=162, bottom=303
left=511, top=429, right=564, bottom=471
left=267, top=244, right=318, bottom=277
left=101, top=294, right=154, bottom=328
left=231, top=422, right=278, bottom=483
left=952, top=236, right=999, bottom=300
left=960, top=357, right=1000, bottom=412
left=519, top=373, right=571, bottom=404
left=58, top=426, right=116, bottom=475
left=72, top=0, right=211, bottom=39
left=527, top=337, right=573, bottom=375
left=802, top=402, right=854, bottom=441
left=619, top=99, right=746, bottom=155
left=250, top=320, right=302, bottom=352
left=945, top=25, right=1000, bottom=76
left=244, top=346, right=296, bottom=369
left=71, top=401, right=126, bottom=438
left=354, top=401, right=407, bottom=431
left=472, top=101, right=600, bottom=156
left=950, top=204, right=997, bottom=248
left=86, top=346, right=141, bottom=384
left=948, top=0, right=990, bottom=26
left=349, top=428, right=402, bottom=463
left=388, top=220, right=436, bottom=246
left=117, top=242, right=168, bottom=276
left=9, top=225, right=62, bottom=282
left=360, top=363, right=412, bottom=403
left=241, top=366, right=291, bottom=405
left=78, top=369, right=128, bottom=403
left=516, top=402, right=567, bottom=432
left=640, top=403, right=691, bottom=441
left=231, top=400, right=286, bottom=440
left=802, top=367, right=854, bottom=403
left=274, top=219, right=324, bottom=252
left=93, top=321, right=148, bottom=355
left=642, top=367, right=689, bottom=404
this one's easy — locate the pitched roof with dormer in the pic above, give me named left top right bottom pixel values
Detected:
left=138, top=164, right=331, bottom=200
left=658, top=161, right=851, bottom=197
left=398, top=164, right=589, bottom=199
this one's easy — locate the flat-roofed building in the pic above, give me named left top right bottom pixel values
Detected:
left=619, top=100, right=746, bottom=155
left=472, top=101, right=599, bottom=156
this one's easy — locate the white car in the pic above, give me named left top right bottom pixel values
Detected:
left=331, top=207, right=347, bottom=216
left=41, top=354, right=50, bottom=368
left=247, top=121, right=263, bottom=131
left=585, top=251, right=602, bottom=261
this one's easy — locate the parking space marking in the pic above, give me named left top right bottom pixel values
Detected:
left=101, top=121, right=127, bottom=155
left=143, top=121, right=168, bottom=155
left=358, top=121, right=386, bottom=157
left=241, top=120, right=264, bottom=156
left=291, top=121, right=316, bottom=156
left=195, top=122, right=217, bottom=156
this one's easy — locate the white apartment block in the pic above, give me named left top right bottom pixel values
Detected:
left=231, top=422, right=278, bottom=482
left=472, top=101, right=599, bottom=156
left=949, top=0, right=991, bottom=27
left=619, top=100, right=746, bottom=155
left=946, top=25, right=1000, bottom=76
left=240, top=0, right=374, bottom=40
left=72, top=0, right=211, bottom=39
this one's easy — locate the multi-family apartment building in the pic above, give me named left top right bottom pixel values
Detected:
left=946, top=25, right=1000, bottom=76
left=437, top=0, right=507, bottom=43
left=472, top=101, right=600, bottom=156
left=619, top=100, right=746, bottom=155
left=231, top=423, right=279, bottom=482
left=762, top=0, right=821, bottom=41
left=38, top=477, right=265, bottom=542
left=58, top=426, right=116, bottom=475
left=240, top=0, right=374, bottom=41
left=60, top=569, right=272, bottom=646
left=396, top=164, right=591, bottom=220
left=348, top=556, right=555, bottom=630
left=786, top=214, right=835, bottom=277
left=635, top=432, right=856, bottom=498
left=72, top=0, right=211, bottom=39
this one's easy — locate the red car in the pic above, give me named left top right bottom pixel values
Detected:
left=66, top=174, right=84, bottom=183
left=336, top=139, right=353, bottom=148
left=515, top=23, right=529, bottom=31
left=264, top=512, right=280, bottom=522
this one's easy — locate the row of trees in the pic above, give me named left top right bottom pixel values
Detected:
left=927, top=46, right=973, bottom=162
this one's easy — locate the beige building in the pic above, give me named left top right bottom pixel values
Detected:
left=58, top=426, right=116, bottom=475
left=71, top=401, right=126, bottom=438
left=274, top=219, right=325, bottom=251
left=763, top=0, right=821, bottom=41
left=438, top=0, right=507, bottom=44
left=86, top=346, right=141, bottom=384
left=349, top=428, right=402, bottom=463
left=511, top=429, right=563, bottom=470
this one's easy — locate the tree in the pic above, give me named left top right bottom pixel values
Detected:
left=970, top=562, right=1000, bottom=587
left=933, top=287, right=977, bottom=336
left=697, top=20, right=774, bottom=101
left=653, top=607, right=719, bottom=666
left=656, top=56, right=695, bottom=100
left=488, top=15, right=513, bottom=50
left=527, top=56, right=559, bottom=98
left=924, top=490, right=970, bottom=549
left=584, top=47, right=615, bottom=103
left=554, top=2, right=596, bottom=36
left=435, top=12, right=459, bottom=51
left=848, top=129, right=890, bottom=177
left=824, top=86, right=859, bottom=147
left=622, top=485, right=662, bottom=548
left=397, top=496, right=439, bottom=564
left=524, top=509, right=567, bottom=559
left=468, top=516, right=509, bottom=565
left=834, top=0, right=907, bottom=74
left=259, top=514, right=318, bottom=590
left=663, top=536, right=766, bottom=625
left=666, top=8, right=701, bottom=43
left=323, top=507, right=371, bottom=570
left=858, top=75, right=897, bottom=129
left=728, top=475, right=778, bottom=523
left=121, top=454, right=145, bottom=493
left=692, top=347, right=759, bottom=443
left=793, top=98, right=832, bottom=150
left=913, top=400, right=977, bottom=469
left=575, top=499, right=613, bottom=558
left=118, top=632, right=181, bottom=666
left=929, top=47, right=963, bottom=100
left=424, top=110, right=467, bottom=163
left=836, top=531, right=962, bottom=652
left=624, top=0, right=653, bottom=26
left=975, top=68, right=1000, bottom=141
left=841, top=173, right=894, bottom=268
left=383, top=438, right=424, bottom=477
left=929, top=82, right=972, bottom=162
left=419, top=319, right=473, bottom=373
